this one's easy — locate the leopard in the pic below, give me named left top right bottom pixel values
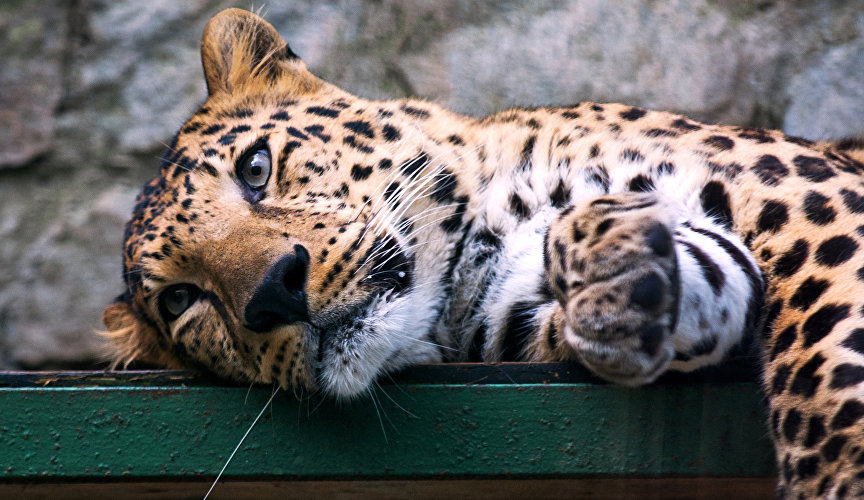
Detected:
left=100, top=8, right=864, bottom=497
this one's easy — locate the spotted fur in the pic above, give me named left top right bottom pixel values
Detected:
left=102, top=9, right=864, bottom=497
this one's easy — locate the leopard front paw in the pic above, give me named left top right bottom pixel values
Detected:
left=545, top=192, right=680, bottom=385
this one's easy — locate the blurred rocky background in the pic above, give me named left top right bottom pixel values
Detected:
left=2, top=0, right=864, bottom=369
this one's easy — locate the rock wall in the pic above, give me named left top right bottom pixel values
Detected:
left=2, top=0, right=863, bottom=368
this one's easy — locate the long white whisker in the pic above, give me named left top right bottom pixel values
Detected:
left=388, top=331, right=460, bottom=352
left=365, top=169, right=434, bottom=236
left=383, top=371, right=416, bottom=400
left=371, top=384, right=399, bottom=432
left=361, top=142, right=480, bottom=256
left=308, top=391, right=328, bottom=417
left=374, top=381, right=417, bottom=420
left=375, top=377, right=420, bottom=420
left=363, top=213, right=464, bottom=276
left=370, top=161, right=453, bottom=235
left=352, top=161, right=410, bottom=224
left=399, top=207, right=462, bottom=237
left=357, top=245, right=407, bottom=278
left=366, top=145, right=460, bottom=231
left=358, top=244, right=401, bottom=275
left=366, top=387, right=389, bottom=443
left=350, top=126, right=422, bottom=222
left=371, top=143, right=481, bottom=236
left=393, top=204, right=458, bottom=232
left=354, top=236, right=403, bottom=274
left=397, top=237, right=445, bottom=256
left=157, top=139, right=183, bottom=155
left=356, top=211, right=458, bottom=278
left=355, top=206, right=453, bottom=272
left=203, top=386, right=279, bottom=500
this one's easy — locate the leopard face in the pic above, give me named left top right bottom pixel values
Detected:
left=102, top=9, right=460, bottom=397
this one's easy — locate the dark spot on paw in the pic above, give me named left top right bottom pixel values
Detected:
left=645, top=223, right=672, bottom=257
left=595, top=218, right=615, bottom=237
left=630, top=273, right=664, bottom=310
left=640, top=323, right=665, bottom=357
left=572, top=224, right=586, bottom=243
left=554, top=276, right=568, bottom=294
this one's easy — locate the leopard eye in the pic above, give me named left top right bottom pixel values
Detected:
left=239, top=149, right=271, bottom=189
left=158, top=284, right=201, bottom=322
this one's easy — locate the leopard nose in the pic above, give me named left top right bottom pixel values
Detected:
left=244, top=245, right=310, bottom=333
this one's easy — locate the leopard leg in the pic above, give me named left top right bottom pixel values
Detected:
left=542, top=191, right=763, bottom=385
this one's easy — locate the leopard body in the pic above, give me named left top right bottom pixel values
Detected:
left=102, top=9, right=864, bottom=497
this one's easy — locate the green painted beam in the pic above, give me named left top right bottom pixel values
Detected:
left=0, top=363, right=775, bottom=482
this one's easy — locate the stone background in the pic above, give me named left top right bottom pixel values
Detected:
left=2, top=0, right=864, bottom=369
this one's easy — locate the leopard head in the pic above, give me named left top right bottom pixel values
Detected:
left=101, top=9, right=462, bottom=398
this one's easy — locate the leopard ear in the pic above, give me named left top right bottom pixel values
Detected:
left=201, top=8, right=322, bottom=96
left=100, top=299, right=181, bottom=369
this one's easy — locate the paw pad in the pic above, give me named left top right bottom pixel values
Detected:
left=639, top=323, right=665, bottom=357
left=646, top=223, right=673, bottom=257
left=630, top=272, right=665, bottom=310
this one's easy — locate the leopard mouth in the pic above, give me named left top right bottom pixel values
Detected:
left=306, top=240, right=418, bottom=397
left=307, top=293, right=403, bottom=398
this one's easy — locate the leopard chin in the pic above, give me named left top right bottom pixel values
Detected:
left=312, top=285, right=443, bottom=399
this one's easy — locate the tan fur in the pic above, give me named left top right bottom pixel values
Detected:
left=100, top=302, right=182, bottom=368
left=102, top=9, right=864, bottom=496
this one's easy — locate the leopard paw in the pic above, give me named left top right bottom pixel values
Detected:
left=545, top=192, right=680, bottom=385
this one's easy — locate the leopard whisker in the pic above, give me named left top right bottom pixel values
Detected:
left=203, top=385, right=279, bottom=500
left=349, top=125, right=422, bottom=223
left=373, top=380, right=417, bottom=419
left=366, top=144, right=468, bottom=234
left=393, top=203, right=459, bottom=234
left=361, top=205, right=457, bottom=267
left=365, top=387, right=389, bottom=443
left=371, top=144, right=481, bottom=237
left=387, top=330, right=459, bottom=352
left=382, top=371, right=416, bottom=400
left=365, top=162, right=447, bottom=237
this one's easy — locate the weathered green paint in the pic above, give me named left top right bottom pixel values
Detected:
left=0, top=364, right=775, bottom=481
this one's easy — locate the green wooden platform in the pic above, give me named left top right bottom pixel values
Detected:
left=0, top=362, right=776, bottom=499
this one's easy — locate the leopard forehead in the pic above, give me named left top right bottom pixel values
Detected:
left=122, top=93, right=443, bottom=300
